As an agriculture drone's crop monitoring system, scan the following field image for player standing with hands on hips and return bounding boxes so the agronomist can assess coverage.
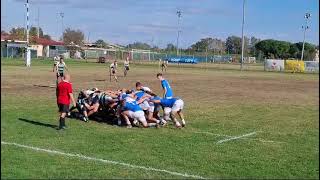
[56,74,76,130]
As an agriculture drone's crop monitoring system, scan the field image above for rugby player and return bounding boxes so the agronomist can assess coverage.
[52,55,60,72]
[54,57,69,85]
[84,89,119,118]
[121,90,149,128]
[124,57,130,77]
[161,59,168,72]
[156,73,173,99]
[134,82,164,125]
[72,87,100,122]
[109,60,118,82]
[152,97,185,128]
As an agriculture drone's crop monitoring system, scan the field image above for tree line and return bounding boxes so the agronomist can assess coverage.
[2,27,318,60]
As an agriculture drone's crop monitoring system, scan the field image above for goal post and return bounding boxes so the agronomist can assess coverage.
[130,49,151,61]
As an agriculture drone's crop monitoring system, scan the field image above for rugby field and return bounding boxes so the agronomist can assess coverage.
[1,58,319,179]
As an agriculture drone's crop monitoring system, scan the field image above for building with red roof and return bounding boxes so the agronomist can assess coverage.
[1,35,67,58]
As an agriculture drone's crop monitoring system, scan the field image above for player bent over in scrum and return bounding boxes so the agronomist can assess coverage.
[121,90,149,128]
[152,97,185,128]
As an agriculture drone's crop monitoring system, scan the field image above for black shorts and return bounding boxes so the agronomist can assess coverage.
[125,66,129,71]
[57,73,64,78]
[58,104,69,113]
[91,95,100,105]
[76,103,87,113]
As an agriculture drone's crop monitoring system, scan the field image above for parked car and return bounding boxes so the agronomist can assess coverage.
[97,56,106,63]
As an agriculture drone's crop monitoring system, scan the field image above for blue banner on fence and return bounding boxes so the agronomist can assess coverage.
[166,56,198,64]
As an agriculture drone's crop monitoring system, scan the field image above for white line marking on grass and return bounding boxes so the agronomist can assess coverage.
[248,138,285,144]
[1,141,206,179]
[216,132,257,144]
[194,131,232,137]
[194,131,284,144]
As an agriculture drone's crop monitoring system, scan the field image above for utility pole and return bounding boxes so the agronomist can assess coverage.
[58,12,64,41]
[37,7,40,38]
[176,10,182,57]
[87,31,90,43]
[301,12,311,61]
[240,0,246,71]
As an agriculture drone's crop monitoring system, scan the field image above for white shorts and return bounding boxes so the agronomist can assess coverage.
[139,101,150,111]
[147,102,155,112]
[127,111,147,125]
[172,99,184,112]
[164,107,172,116]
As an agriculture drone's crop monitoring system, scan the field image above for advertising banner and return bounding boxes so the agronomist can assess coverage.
[285,60,305,73]
[265,59,284,71]
[167,57,198,64]
[304,61,319,72]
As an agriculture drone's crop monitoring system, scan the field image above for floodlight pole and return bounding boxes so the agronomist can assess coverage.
[176,10,182,57]
[301,12,311,61]
[58,12,64,41]
[240,0,246,71]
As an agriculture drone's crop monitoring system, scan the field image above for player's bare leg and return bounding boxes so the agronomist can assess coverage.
[177,110,186,127]
[114,75,118,82]
[121,111,132,128]
[170,111,182,128]
[124,68,127,77]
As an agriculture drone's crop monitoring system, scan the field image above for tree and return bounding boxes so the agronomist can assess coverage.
[225,36,242,54]
[42,34,51,40]
[255,39,291,59]
[191,38,209,52]
[95,39,107,48]
[289,44,299,58]
[208,38,225,54]
[63,28,85,45]
[293,42,316,60]
[165,43,176,52]
[249,36,260,56]
[9,27,25,40]
[126,42,151,50]
[1,30,9,35]
[29,26,44,37]
[190,38,226,55]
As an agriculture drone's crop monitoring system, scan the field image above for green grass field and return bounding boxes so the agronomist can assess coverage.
[1,58,319,179]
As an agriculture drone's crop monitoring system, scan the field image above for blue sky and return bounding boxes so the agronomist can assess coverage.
[1,0,319,48]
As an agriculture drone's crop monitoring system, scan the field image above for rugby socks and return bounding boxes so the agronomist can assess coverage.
[59,117,66,128]
[59,117,62,128]
[181,119,186,125]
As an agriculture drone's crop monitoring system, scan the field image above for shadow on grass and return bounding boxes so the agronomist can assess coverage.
[18,118,58,129]
[69,111,116,126]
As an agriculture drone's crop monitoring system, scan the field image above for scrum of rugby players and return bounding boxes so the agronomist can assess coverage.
[71,80,185,129]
